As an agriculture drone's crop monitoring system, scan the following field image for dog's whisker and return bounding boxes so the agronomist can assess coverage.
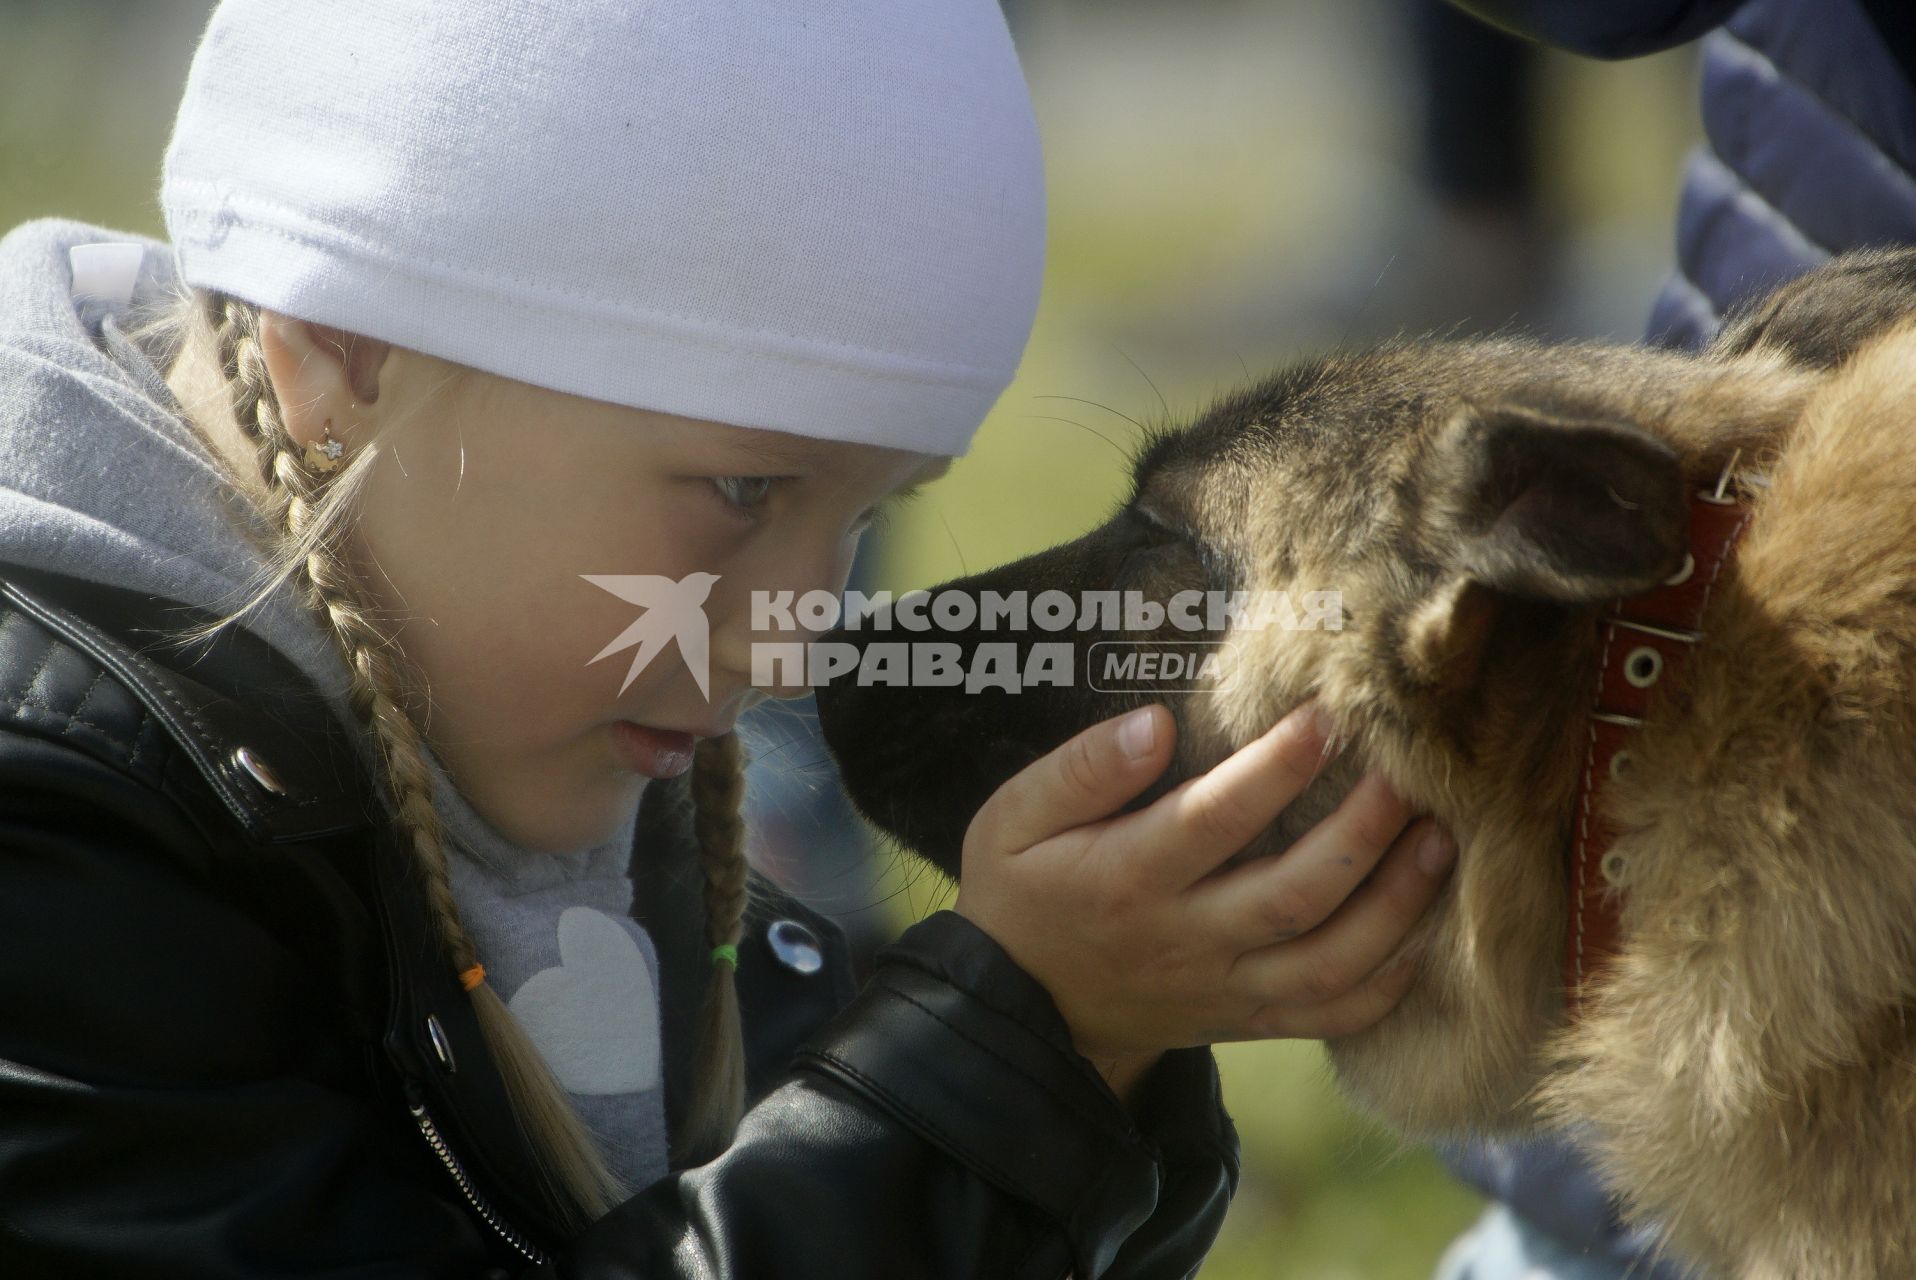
[1022,412,1125,457]
[1336,250,1398,351]
[1031,393,1150,436]
[933,508,970,577]
[1105,339,1172,424]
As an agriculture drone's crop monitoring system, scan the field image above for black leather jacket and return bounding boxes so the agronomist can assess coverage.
[0,562,1239,1279]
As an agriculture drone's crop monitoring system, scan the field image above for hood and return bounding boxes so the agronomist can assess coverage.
[0,215,361,721]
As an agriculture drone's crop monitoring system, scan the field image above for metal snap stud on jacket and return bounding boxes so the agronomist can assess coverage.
[233,744,287,796]
[425,1013,457,1073]
[767,918,824,975]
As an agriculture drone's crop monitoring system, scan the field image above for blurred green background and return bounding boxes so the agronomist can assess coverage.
[2,0,1700,1274]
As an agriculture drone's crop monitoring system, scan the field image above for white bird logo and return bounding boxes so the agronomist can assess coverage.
[580,572,721,700]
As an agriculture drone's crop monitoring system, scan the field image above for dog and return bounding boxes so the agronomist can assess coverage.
[813,249,1916,1278]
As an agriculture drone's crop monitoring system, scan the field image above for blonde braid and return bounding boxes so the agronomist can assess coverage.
[672,731,752,1165]
[200,292,631,1231]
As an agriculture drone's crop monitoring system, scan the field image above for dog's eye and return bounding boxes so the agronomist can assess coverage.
[1130,504,1185,546]
[1123,505,1236,592]
[1120,504,1193,577]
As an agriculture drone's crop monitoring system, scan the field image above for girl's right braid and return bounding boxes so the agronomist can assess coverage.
[209,295,462,953]
[673,731,752,1165]
[204,292,631,1229]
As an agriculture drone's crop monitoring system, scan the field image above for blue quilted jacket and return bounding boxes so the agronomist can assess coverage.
[1433,1,1916,1275]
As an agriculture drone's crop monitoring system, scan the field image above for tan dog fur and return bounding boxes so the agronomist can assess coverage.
[1206,325,1916,1277]
[818,252,1916,1275]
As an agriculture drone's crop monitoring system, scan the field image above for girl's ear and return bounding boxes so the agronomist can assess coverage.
[256,309,393,452]
[303,317,391,406]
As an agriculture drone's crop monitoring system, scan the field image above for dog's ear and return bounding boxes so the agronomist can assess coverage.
[1401,402,1687,697]
[1440,400,1688,604]
[1401,574,1502,692]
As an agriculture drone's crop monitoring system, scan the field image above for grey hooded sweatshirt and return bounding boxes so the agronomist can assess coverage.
[0,215,671,1192]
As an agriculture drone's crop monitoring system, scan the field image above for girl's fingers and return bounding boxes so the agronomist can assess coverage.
[1213,941,1424,1044]
[1222,816,1455,1006]
[1183,770,1419,951]
[1226,946,1425,1042]
[1123,700,1343,893]
[963,703,1174,861]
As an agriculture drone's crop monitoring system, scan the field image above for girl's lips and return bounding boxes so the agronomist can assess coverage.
[610,720,696,779]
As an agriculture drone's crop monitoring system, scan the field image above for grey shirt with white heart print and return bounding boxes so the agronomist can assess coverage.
[431,747,671,1195]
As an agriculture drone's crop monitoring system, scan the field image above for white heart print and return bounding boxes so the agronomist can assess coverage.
[507,906,662,1095]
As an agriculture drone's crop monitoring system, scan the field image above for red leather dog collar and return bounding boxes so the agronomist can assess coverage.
[1563,476,1757,1023]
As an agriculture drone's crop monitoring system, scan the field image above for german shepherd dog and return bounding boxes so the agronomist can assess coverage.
[814,250,1916,1278]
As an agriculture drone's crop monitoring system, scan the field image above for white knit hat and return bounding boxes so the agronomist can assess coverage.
[159,0,1046,456]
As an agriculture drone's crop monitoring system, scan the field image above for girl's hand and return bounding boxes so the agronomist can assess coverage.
[951,701,1454,1096]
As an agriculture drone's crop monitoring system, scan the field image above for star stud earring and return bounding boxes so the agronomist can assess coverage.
[303,417,347,473]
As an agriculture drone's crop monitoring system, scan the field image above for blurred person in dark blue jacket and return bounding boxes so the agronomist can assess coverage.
[1430,1,1916,1275]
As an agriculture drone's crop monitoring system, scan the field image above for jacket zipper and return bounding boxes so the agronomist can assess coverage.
[405,1079,553,1266]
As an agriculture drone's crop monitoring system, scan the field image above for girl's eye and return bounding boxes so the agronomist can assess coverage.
[712,475,779,512]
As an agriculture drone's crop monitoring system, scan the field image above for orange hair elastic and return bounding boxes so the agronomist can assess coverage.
[458,963,487,993]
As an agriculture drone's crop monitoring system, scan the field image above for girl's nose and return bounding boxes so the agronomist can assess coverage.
[708,595,832,701]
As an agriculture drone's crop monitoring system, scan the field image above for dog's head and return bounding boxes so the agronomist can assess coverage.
[816,334,1810,1134]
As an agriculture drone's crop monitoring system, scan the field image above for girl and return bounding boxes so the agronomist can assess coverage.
[0,1,1454,1275]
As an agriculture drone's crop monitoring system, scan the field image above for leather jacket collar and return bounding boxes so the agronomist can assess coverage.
[0,563,857,1260]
